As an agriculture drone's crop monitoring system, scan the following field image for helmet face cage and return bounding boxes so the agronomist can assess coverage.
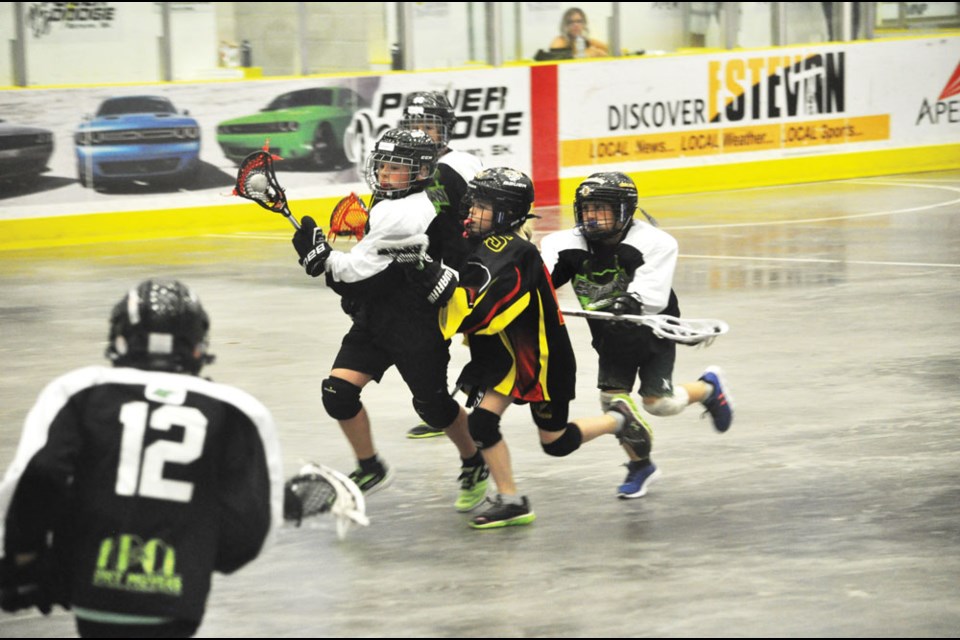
[364,128,438,200]
[461,167,534,238]
[574,172,639,241]
[106,279,212,375]
[401,91,456,150]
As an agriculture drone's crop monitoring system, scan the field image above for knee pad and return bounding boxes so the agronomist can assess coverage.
[321,377,363,421]
[412,390,459,430]
[531,401,569,431]
[540,424,583,457]
[644,387,690,417]
[468,408,502,450]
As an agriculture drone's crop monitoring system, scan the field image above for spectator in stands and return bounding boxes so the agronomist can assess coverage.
[549,8,609,58]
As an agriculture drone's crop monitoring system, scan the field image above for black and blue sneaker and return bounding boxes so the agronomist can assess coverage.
[617,460,661,499]
[699,366,734,433]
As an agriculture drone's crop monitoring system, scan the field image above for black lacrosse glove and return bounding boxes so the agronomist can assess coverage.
[0,552,69,616]
[292,216,331,277]
[608,293,643,316]
[406,259,458,308]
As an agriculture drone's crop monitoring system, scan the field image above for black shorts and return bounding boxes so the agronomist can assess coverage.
[332,312,452,399]
[593,327,676,397]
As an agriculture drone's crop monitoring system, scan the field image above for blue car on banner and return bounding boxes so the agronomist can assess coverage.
[75,95,200,188]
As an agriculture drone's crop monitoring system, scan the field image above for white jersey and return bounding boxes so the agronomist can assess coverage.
[540,221,679,315]
[325,190,435,284]
[440,148,483,183]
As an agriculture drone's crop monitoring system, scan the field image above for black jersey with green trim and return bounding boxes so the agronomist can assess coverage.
[0,366,283,622]
[424,150,483,273]
[439,232,576,403]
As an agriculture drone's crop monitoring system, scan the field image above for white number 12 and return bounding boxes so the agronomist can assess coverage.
[116,401,208,502]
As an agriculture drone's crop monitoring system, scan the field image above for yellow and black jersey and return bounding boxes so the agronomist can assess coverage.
[439,233,576,403]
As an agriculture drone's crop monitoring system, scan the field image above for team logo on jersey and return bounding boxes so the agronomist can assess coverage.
[93,534,183,596]
[572,257,631,310]
[484,234,513,252]
[146,384,186,405]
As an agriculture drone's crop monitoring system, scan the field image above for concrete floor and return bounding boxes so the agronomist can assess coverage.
[1,170,959,637]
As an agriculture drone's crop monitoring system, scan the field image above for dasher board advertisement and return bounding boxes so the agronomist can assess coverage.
[557,37,960,178]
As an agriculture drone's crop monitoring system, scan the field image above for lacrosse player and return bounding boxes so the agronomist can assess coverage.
[291,128,490,514]
[399,90,484,440]
[0,279,283,638]
[415,167,651,529]
[539,172,734,500]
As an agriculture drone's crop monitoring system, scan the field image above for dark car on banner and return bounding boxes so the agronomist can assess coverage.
[74,95,201,188]
[0,120,55,185]
[217,87,366,170]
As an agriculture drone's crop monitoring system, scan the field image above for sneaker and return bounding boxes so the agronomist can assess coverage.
[406,423,446,439]
[617,461,661,499]
[699,366,734,433]
[608,394,654,459]
[348,462,395,496]
[469,495,536,529]
[455,462,490,512]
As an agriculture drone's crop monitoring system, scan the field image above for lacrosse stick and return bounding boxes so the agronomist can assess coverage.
[328,192,369,242]
[374,233,430,266]
[561,308,729,347]
[233,149,300,230]
[283,463,369,540]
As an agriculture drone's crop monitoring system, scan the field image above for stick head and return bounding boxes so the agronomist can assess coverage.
[283,463,369,540]
[647,316,730,347]
[234,150,288,213]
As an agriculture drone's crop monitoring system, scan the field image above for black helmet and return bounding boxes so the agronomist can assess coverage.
[364,128,438,200]
[400,91,457,150]
[462,167,535,238]
[574,171,638,241]
[106,279,213,375]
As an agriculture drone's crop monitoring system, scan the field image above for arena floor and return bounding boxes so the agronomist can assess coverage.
[1,169,958,638]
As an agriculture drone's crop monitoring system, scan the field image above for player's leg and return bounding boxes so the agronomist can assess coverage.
[326,326,395,495]
[598,345,659,499]
[397,341,489,512]
[694,366,734,432]
[637,340,733,432]
[467,390,534,529]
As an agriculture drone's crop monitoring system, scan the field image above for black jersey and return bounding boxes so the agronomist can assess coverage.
[0,365,283,623]
[439,232,576,403]
[424,150,483,273]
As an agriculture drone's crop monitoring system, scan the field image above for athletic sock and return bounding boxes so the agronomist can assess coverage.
[461,451,484,467]
[358,455,383,473]
[607,411,626,432]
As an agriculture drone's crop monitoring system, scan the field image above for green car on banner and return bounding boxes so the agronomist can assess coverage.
[216,87,367,171]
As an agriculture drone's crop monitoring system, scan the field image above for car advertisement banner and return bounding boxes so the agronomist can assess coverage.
[1,36,957,226]
[0,66,531,221]
[556,37,960,179]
